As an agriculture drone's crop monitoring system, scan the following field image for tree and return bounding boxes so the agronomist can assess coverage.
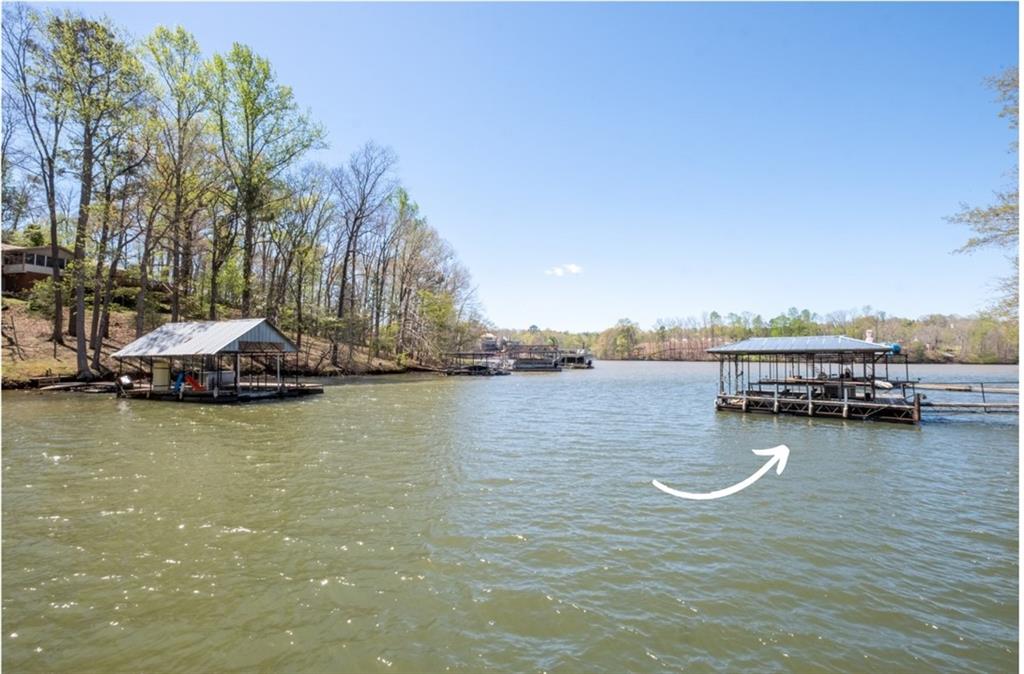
[142,25,214,322]
[268,164,334,336]
[950,66,1019,318]
[1,96,36,234]
[2,4,67,344]
[87,115,150,371]
[611,318,640,358]
[205,43,325,317]
[332,142,396,320]
[3,6,486,375]
[48,11,150,378]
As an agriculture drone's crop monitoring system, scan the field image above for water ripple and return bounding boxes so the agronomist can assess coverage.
[2,362,1017,672]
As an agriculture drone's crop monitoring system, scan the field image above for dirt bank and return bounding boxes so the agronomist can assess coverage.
[1,300,416,388]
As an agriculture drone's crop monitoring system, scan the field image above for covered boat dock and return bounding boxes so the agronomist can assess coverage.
[112,318,323,402]
[708,336,920,423]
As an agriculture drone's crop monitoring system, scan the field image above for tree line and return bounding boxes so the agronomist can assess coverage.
[501,306,1018,364]
[2,6,483,379]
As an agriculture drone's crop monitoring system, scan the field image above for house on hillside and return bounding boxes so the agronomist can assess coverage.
[1,243,72,293]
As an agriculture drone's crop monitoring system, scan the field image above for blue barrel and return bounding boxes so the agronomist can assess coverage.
[890,343,901,354]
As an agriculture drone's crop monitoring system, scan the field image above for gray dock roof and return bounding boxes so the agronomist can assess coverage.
[112,318,296,358]
[707,336,894,354]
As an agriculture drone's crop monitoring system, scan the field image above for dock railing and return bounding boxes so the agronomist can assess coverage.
[913,381,1019,415]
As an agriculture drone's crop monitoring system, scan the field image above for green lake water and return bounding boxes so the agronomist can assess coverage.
[2,362,1018,672]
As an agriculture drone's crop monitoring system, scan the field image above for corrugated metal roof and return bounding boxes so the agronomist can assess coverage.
[707,336,894,354]
[112,318,296,358]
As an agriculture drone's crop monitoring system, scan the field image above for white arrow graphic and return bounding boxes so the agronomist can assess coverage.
[652,444,790,500]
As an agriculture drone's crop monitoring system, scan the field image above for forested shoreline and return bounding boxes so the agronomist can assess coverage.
[502,307,1019,364]
[2,6,484,381]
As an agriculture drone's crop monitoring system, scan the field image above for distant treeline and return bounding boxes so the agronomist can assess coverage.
[502,308,1019,364]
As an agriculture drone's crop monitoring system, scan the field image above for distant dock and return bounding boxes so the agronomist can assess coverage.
[441,334,594,375]
[508,345,562,372]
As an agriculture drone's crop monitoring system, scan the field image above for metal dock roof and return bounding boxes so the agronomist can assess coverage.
[112,318,296,358]
[707,336,895,354]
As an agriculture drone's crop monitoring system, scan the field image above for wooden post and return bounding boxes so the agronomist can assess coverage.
[235,353,241,395]
[807,383,813,416]
[276,354,282,393]
[740,355,747,411]
[773,386,779,414]
[842,383,849,418]
[913,393,921,423]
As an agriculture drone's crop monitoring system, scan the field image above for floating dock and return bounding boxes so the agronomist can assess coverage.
[111,318,323,404]
[507,344,562,372]
[120,381,323,403]
[706,335,1019,424]
[558,348,595,369]
[441,351,511,376]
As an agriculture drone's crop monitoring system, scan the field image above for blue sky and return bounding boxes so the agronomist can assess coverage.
[59,2,1019,331]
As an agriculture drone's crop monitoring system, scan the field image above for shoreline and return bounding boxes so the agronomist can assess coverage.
[4,355,1016,392]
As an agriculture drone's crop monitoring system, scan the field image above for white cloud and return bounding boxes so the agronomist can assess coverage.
[544,263,583,277]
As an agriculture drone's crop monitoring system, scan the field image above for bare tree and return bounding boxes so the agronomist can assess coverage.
[2,4,67,344]
[332,142,397,320]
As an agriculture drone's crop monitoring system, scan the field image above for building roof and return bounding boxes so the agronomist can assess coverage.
[112,318,296,358]
[707,335,894,354]
[1,242,73,256]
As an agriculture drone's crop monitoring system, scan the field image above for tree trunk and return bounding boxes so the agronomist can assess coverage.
[45,166,64,345]
[209,262,219,320]
[89,187,113,352]
[181,215,193,314]
[73,129,94,380]
[336,247,349,319]
[135,244,152,339]
[295,266,304,350]
[92,229,125,372]
[241,202,254,317]
[170,228,181,322]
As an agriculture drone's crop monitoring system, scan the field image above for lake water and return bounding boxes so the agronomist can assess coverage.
[2,362,1018,672]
